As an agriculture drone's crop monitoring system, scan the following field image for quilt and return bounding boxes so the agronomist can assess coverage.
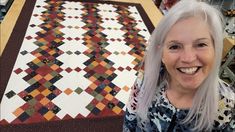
[0,0,154,125]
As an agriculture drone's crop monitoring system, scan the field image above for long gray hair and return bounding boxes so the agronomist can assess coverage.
[137,0,224,131]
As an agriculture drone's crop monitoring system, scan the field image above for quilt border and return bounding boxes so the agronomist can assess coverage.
[0,0,154,130]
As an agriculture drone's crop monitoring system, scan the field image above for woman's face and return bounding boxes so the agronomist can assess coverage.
[162,17,215,91]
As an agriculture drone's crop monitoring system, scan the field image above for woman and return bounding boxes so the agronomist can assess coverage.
[123,0,235,131]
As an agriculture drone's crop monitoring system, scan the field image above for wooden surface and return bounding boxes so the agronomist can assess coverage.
[0,0,26,55]
[0,0,163,55]
[223,37,235,59]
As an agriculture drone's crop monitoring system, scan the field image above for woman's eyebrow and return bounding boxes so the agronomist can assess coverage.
[165,40,183,44]
[165,38,211,45]
[193,38,210,42]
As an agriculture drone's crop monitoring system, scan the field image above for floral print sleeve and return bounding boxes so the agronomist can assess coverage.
[123,70,144,132]
[216,82,235,131]
[223,107,235,131]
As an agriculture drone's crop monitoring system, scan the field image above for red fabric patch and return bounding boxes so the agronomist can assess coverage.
[93,65,107,74]
[36,65,53,76]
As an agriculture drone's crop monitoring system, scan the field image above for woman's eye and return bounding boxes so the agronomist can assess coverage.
[197,43,207,47]
[169,45,180,50]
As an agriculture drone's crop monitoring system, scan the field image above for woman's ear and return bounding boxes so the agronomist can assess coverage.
[161,45,165,64]
[161,57,165,64]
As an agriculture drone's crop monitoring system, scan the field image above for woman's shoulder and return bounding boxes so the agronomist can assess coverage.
[219,81,235,103]
[135,69,144,89]
[215,81,235,130]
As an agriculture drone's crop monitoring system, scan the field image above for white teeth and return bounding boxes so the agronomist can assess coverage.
[178,67,198,74]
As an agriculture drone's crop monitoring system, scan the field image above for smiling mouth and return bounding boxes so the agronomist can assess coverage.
[177,67,201,75]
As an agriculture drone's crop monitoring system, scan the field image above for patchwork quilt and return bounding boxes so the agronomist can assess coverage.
[0,0,154,125]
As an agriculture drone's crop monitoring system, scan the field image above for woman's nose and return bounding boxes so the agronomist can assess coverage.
[180,48,197,63]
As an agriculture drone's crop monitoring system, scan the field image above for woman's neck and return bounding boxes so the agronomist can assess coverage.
[166,84,197,109]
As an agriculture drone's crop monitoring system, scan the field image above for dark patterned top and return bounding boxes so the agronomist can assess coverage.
[123,71,235,132]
